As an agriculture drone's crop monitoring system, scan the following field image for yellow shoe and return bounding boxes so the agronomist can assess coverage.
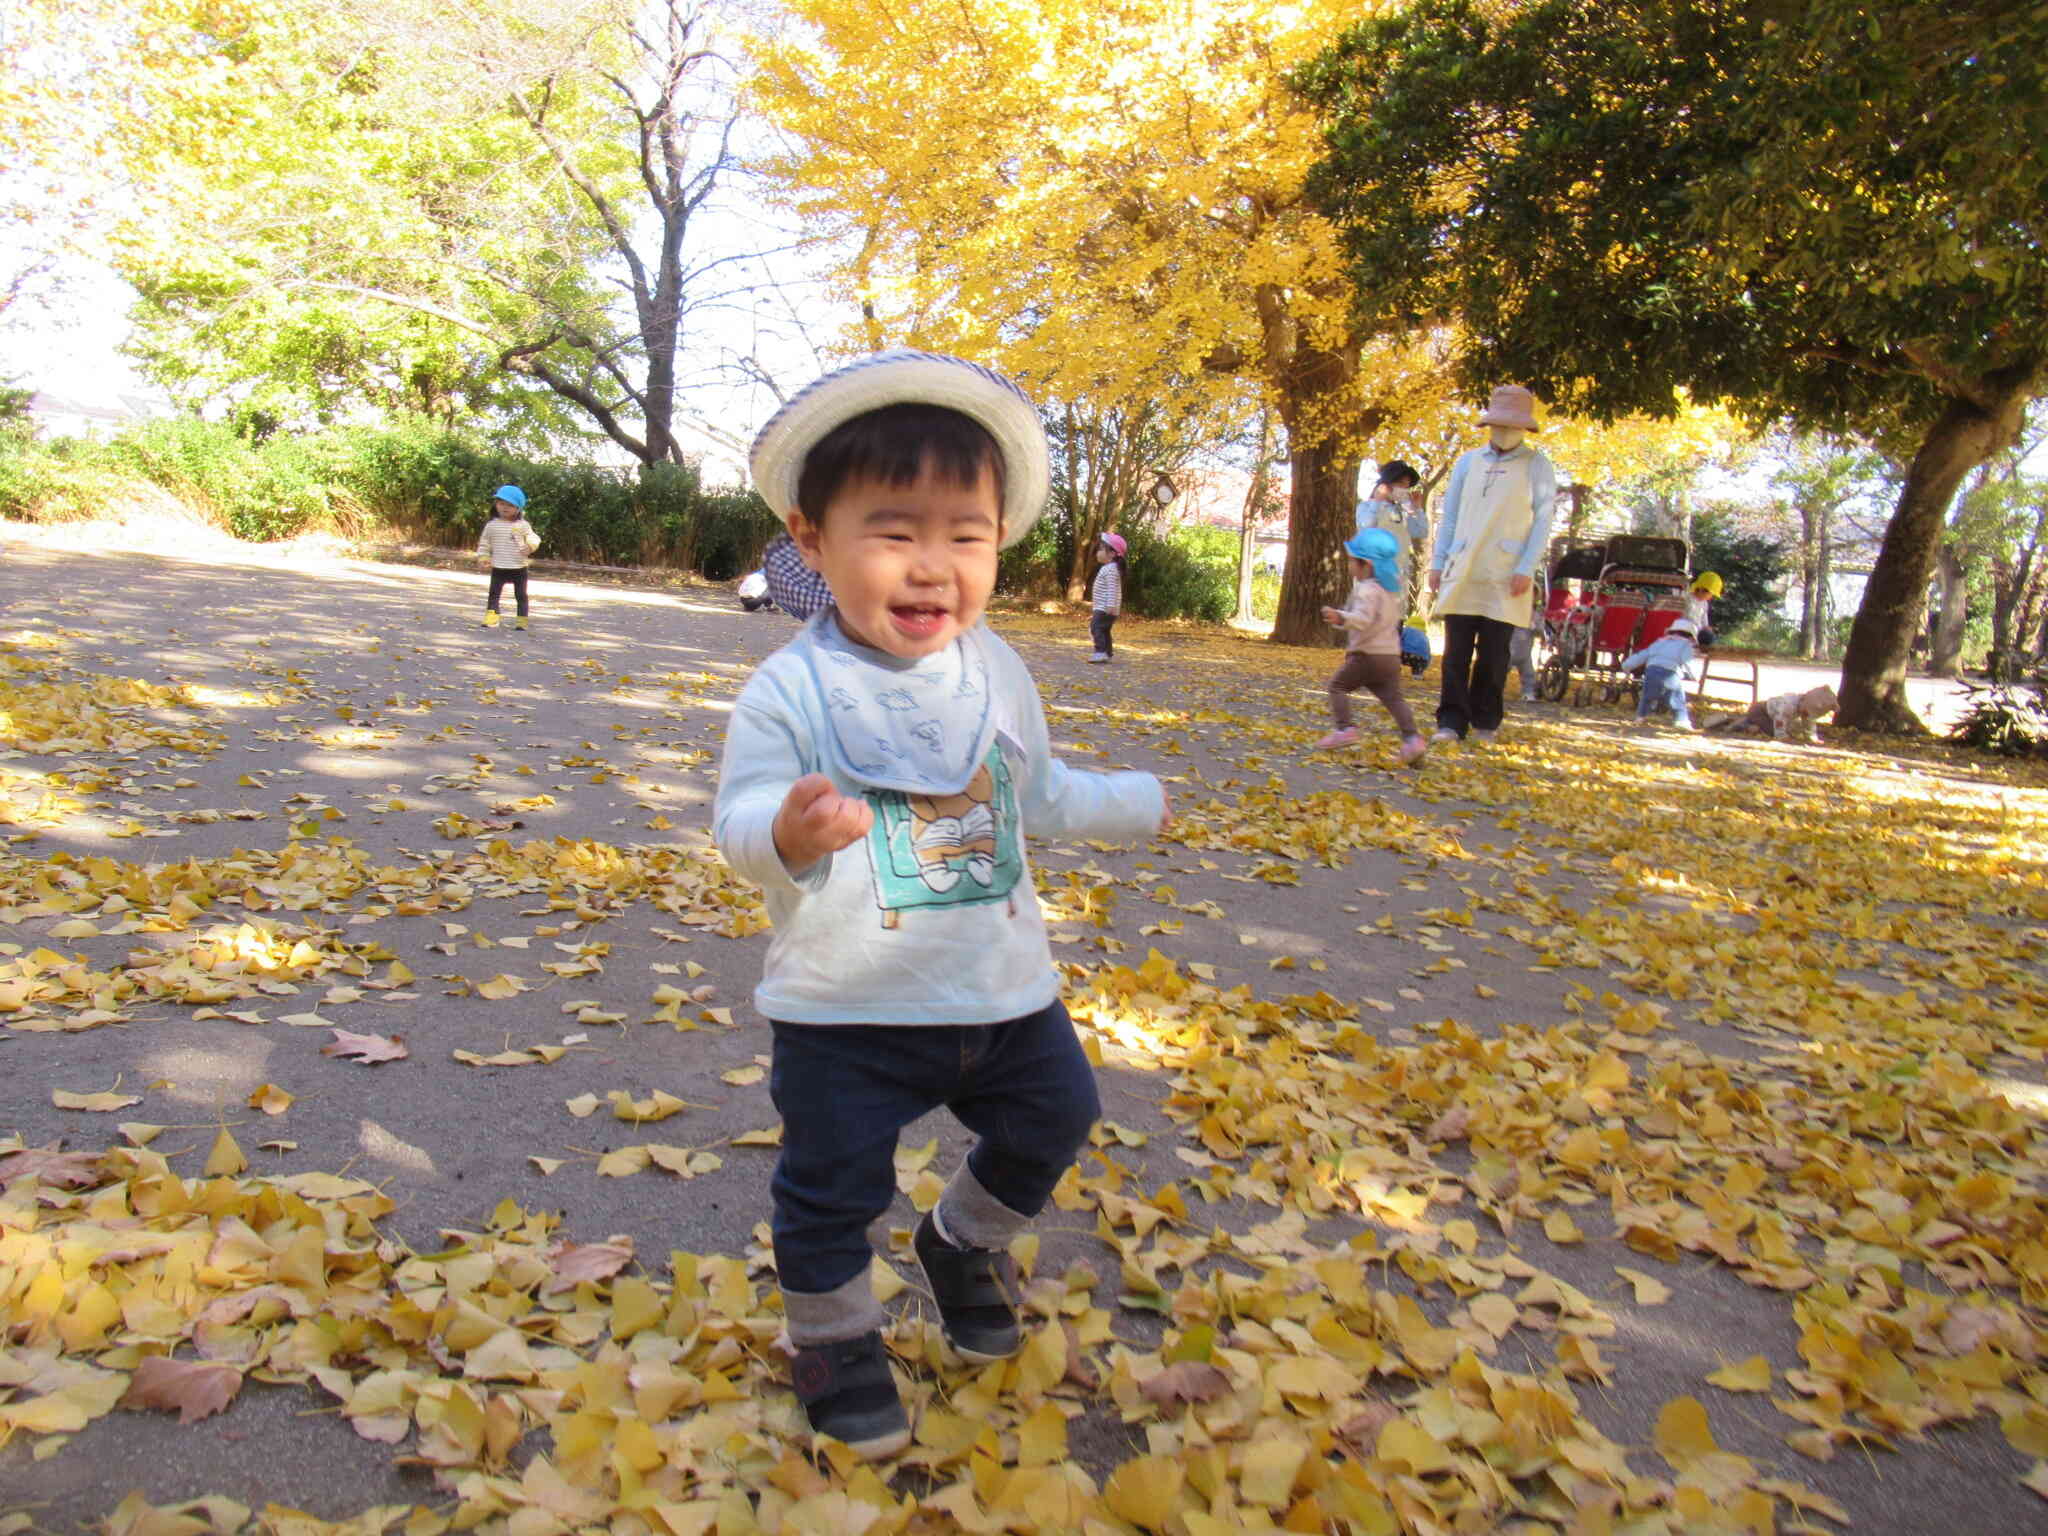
[482,611,500,628]
[515,616,529,630]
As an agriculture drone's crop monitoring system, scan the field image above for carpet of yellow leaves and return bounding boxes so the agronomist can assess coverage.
[3,607,2046,1535]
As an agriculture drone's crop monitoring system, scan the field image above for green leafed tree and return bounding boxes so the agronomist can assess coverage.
[1294,0,2048,729]
[84,0,749,463]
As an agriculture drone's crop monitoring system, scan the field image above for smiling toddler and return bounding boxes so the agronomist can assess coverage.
[711,350,1170,1458]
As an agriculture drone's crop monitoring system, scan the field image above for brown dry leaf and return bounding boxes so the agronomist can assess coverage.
[118,1357,242,1424]
[0,1145,101,1190]
[1136,1360,1230,1408]
[320,1029,409,1064]
[544,1237,634,1293]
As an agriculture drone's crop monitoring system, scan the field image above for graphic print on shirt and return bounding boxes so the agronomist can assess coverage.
[862,744,1022,925]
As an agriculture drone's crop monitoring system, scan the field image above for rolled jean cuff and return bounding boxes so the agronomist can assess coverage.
[937,1161,1032,1251]
[782,1264,887,1346]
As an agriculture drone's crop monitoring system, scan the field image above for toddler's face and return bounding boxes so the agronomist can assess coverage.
[494,500,520,519]
[792,462,1001,660]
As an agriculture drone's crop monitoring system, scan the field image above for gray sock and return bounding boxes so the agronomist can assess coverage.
[782,1263,886,1347]
[933,1162,1032,1252]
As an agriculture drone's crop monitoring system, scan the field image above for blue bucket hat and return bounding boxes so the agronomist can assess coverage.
[1344,528,1402,592]
[492,485,527,510]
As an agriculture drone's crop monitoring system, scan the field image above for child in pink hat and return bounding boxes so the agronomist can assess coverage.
[1088,532,1127,662]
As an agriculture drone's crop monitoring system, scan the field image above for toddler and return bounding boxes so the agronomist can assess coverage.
[1622,617,1700,728]
[1088,532,1126,662]
[1316,528,1428,763]
[475,485,539,629]
[713,350,1169,1458]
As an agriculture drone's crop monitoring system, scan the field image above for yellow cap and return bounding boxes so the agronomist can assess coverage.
[1692,571,1724,597]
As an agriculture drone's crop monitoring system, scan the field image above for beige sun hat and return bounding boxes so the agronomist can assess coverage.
[749,349,1051,549]
[1476,384,1541,432]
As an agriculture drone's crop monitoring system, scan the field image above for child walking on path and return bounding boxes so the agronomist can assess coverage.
[476,485,539,629]
[1317,528,1428,763]
[1622,617,1700,728]
[1088,532,1126,661]
[713,350,1170,1459]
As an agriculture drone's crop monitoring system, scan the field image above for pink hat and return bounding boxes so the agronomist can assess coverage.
[1098,532,1127,557]
[1477,385,1541,432]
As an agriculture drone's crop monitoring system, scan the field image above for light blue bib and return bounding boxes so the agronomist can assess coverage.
[803,614,1003,795]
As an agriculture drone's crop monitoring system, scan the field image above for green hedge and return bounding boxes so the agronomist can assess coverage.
[0,415,783,579]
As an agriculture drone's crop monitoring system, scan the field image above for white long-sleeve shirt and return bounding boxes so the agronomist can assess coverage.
[476,518,539,569]
[713,618,1164,1025]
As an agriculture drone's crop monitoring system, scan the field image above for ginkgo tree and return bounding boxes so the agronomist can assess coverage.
[748,0,1432,643]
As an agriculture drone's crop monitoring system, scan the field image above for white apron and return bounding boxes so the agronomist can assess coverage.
[1434,447,1540,628]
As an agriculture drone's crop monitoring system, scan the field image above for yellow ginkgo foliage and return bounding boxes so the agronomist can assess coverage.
[748,0,1418,641]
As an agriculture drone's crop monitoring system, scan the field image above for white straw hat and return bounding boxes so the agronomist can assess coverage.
[749,349,1051,549]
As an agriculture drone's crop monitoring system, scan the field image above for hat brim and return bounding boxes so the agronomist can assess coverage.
[750,351,1050,550]
[1476,411,1540,431]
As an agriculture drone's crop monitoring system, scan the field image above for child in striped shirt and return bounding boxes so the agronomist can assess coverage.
[476,485,540,629]
[1088,533,1126,662]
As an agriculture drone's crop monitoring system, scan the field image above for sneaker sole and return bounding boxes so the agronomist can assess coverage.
[822,1423,912,1460]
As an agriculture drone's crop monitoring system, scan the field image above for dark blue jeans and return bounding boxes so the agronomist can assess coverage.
[768,1000,1100,1294]
[1090,610,1116,656]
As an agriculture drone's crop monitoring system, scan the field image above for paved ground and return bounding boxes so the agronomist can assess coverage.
[0,531,2043,1534]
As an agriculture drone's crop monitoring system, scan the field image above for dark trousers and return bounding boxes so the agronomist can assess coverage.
[486,567,530,616]
[1436,613,1516,735]
[1090,610,1116,656]
[1328,651,1419,735]
[767,1001,1100,1294]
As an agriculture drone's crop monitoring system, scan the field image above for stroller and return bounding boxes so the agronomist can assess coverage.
[1535,535,1692,706]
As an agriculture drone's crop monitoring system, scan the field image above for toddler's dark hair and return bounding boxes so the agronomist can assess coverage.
[1376,459,1420,489]
[795,404,1006,526]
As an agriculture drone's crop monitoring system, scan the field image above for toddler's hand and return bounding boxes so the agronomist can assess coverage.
[773,774,872,872]
[1157,788,1173,832]
[1320,606,1342,626]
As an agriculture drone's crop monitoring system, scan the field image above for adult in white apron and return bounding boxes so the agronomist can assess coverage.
[1354,459,1425,595]
[1427,386,1558,741]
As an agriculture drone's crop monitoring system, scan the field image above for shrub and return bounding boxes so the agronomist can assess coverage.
[1123,521,1236,622]
[1690,510,1789,636]
[2,412,780,581]
[1949,677,2048,757]
[111,417,331,541]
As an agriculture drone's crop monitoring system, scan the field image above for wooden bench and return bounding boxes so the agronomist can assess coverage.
[1692,647,1768,707]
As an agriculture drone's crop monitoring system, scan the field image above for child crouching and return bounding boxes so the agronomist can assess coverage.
[1317,528,1428,764]
[713,351,1170,1459]
[1622,617,1700,728]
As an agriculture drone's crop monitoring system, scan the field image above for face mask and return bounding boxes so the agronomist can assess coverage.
[1488,427,1527,451]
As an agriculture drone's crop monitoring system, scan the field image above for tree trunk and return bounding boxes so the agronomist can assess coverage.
[1235,411,1274,626]
[1797,502,1821,659]
[1272,436,1361,645]
[1930,543,1968,676]
[1814,527,1834,659]
[1837,373,2035,730]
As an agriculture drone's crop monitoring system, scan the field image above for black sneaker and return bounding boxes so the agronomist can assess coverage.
[789,1330,909,1459]
[913,1209,1022,1363]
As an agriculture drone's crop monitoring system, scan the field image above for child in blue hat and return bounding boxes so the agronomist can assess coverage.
[475,484,539,629]
[1317,528,1428,763]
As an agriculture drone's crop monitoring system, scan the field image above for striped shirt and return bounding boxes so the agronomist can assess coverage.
[1092,561,1123,615]
[476,518,539,568]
